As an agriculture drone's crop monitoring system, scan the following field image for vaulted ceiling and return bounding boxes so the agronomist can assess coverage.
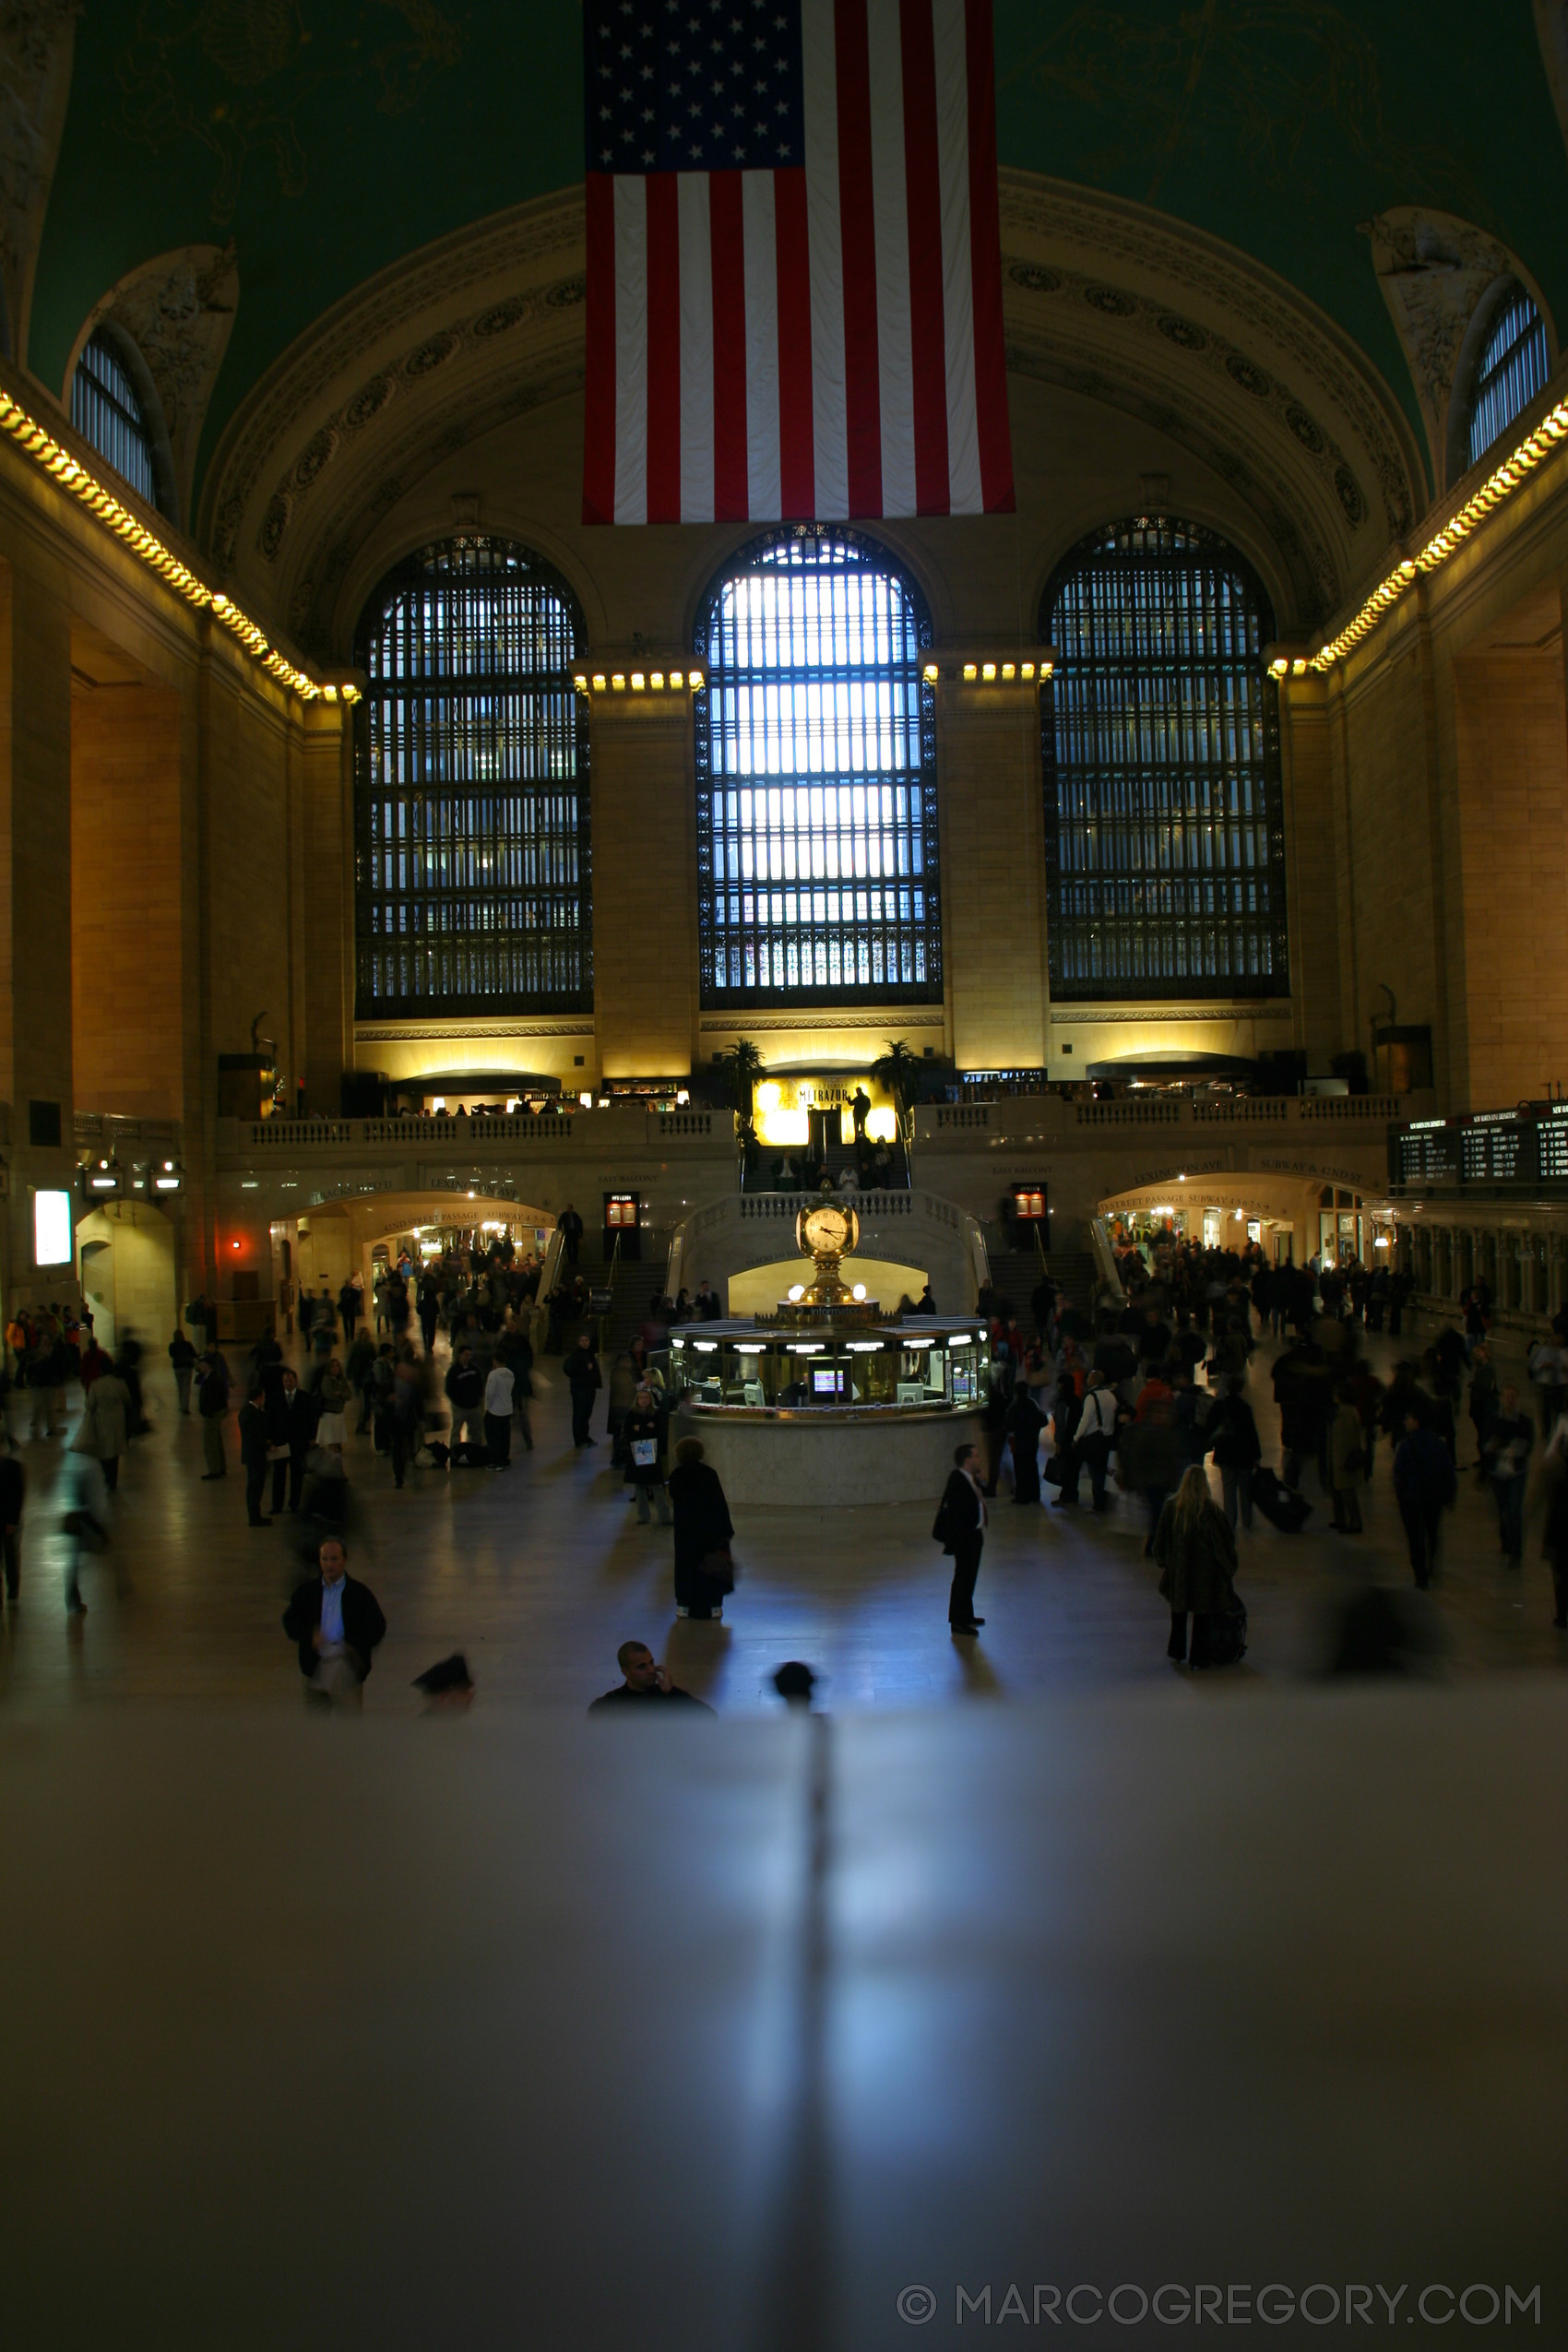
[16,1,1568,521]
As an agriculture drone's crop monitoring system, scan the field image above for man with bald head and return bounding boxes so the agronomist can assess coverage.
[588,1641,712,1714]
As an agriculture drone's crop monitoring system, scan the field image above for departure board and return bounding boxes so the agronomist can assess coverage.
[1537,1113,1568,1180]
[1391,1105,1568,1191]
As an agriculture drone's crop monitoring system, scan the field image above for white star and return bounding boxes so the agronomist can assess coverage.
[668,37,679,49]
[643,147,656,160]
[732,142,745,157]
[755,76,766,89]
[731,99,744,113]
[776,140,790,156]
[643,104,654,118]
[753,33,765,47]
[601,146,614,160]
[689,98,702,113]
[600,103,612,116]
[775,96,787,112]
[640,62,653,77]
[620,41,632,54]
[711,75,723,89]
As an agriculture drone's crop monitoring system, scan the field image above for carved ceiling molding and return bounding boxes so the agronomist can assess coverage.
[354,1021,596,1042]
[998,172,1425,537]
[197,185,586,556]
[1361,207,1550,495]
[1001,288,1347,624]
[200,170,1429,649]
[0,0,79,366]
[278,352,585,659]
[68,243,239,528]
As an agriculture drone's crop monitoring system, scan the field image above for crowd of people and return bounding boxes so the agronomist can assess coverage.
[6,1221,1567,1695]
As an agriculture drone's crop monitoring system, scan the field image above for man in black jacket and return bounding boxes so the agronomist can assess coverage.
[196,1346,230,1479]
[556,1203,585,1265]
[270,1366,318,1515]
[238,1383,273,1527]
[588,1641,712,1713]
[444,1345,485,1449]
[933,1441,987,1636]
[282,1538,386,1705]
[564,1332,602,1447]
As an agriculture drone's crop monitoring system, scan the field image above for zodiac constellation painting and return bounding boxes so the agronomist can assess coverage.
[113,0,468,225]
[1005,0,1497,231]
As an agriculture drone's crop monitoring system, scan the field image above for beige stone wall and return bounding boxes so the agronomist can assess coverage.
[1452,640,1568,1106]
[71,674,183,1118]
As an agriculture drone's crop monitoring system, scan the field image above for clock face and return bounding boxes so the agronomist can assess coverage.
[801,1203,855,1257]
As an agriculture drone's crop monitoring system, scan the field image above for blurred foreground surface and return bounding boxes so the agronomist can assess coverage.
[2,1685,1565,2350]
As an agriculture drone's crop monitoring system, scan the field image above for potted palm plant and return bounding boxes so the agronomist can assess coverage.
[871,1039,921,1179]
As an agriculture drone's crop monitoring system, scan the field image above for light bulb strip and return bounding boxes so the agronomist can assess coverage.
[0,386,347,706]
[1311,396,1568,673]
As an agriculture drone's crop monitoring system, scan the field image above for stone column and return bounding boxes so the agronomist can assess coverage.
[588,671,699,1079]
[0,543,77,1311]
[937,670,1047,1072]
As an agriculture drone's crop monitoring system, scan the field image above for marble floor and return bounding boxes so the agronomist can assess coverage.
[1,1321,1563,1717]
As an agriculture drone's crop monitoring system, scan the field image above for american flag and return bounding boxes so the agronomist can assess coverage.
[582,0,1014,524]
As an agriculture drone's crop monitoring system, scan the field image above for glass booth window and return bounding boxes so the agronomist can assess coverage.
[1040,517,1287,1000]
[695,529,941,1007]
[354,538,591,1017]
[70,327,161,510]
[1468,287,1550,468]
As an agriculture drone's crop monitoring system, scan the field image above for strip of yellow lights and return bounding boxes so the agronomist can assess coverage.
[1311,394,1568,671]
[0,387,355,707]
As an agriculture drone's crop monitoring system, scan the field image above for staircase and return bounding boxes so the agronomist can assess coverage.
[1042,1250,1100,1315]
[983,1243,1099,1324]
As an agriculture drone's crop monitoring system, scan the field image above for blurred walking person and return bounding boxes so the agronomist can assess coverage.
[72,1360,130,1493]
[1152,1464,1244,1669]
[667,1435,733,1620]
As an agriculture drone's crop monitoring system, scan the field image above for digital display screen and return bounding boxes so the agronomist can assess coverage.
[810,1364,847,1398]
[33,1189,71,1266]
[1539,1120,1568,1181]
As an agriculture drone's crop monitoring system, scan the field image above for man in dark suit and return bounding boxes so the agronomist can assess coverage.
[556,1203,585,1266]
[238,1383,272,1527]
[933,1442,987,1636]
[270,1366,318,1515]
[282,1538,386,1705]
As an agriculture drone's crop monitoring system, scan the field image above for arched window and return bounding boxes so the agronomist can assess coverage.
[1040,517,1286,1000]
[1467,285,1550,467]
[695,529,940,1005]
[70,327,162,510]
[353,537,590,1016]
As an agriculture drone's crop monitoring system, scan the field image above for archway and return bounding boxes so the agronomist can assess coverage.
[271,1189,558,1335]
[1096,1171,1392,1273]
[76,1200,177,1353]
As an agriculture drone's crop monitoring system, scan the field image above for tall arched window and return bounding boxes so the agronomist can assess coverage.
[353,537,590,1016]
[1467,285,1550,467]
[695,529,940,1005]
[71,326,162,511]
[1040,517,1286,1000]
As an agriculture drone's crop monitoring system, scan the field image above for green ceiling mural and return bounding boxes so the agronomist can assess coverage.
[28,0,1568,503]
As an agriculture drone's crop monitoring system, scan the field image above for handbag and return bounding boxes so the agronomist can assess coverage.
[698,1546,736,1593]
[631,1436,658,1467]
[267,1443,290,1462]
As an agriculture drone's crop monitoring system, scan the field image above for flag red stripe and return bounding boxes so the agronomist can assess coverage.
[833,0,882,519]
[899,0,951,516]
[583,172,618,525]
[645,172,682,524]
[963,0,1013,513]
[710,171,749,521]
[775,170,815,520]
